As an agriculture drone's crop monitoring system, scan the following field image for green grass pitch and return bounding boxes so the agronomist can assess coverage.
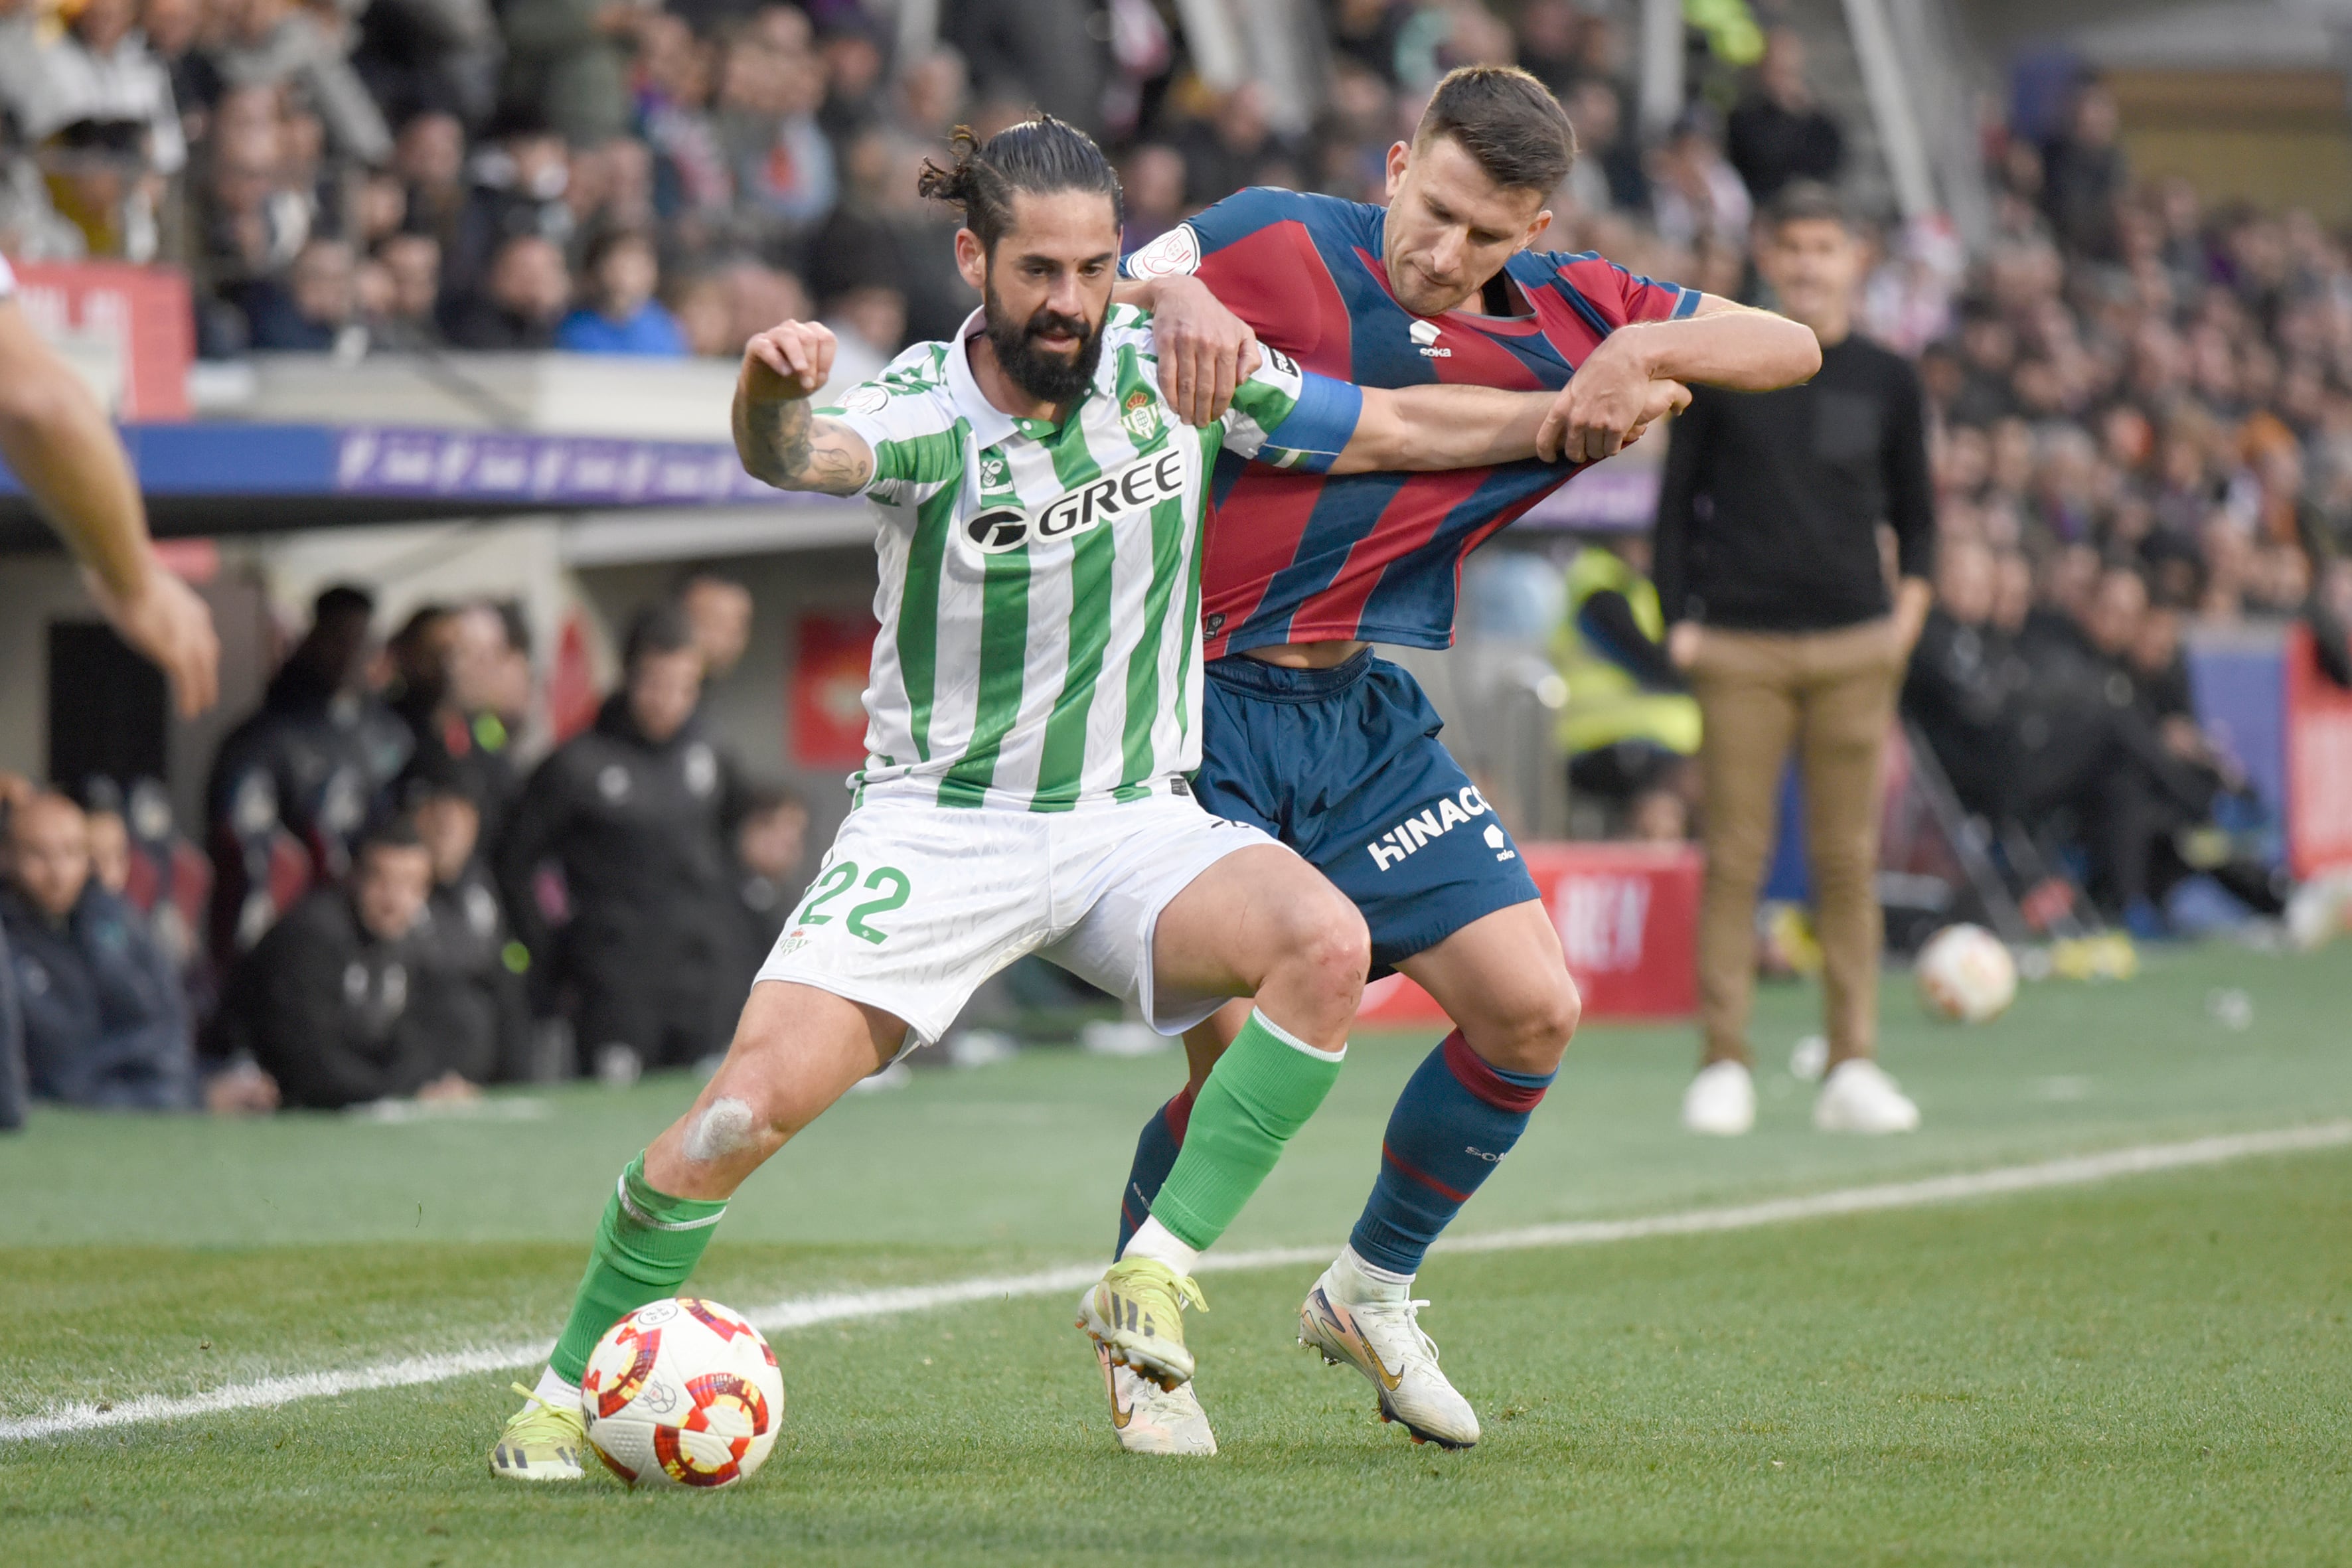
[3,943,2349,1565]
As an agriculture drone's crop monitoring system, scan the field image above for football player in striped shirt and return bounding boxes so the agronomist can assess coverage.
[487,114,1691,1478]
[1104,66,1822,1453]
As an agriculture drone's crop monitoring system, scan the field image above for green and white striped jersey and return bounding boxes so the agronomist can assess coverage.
[821,303,1322,811]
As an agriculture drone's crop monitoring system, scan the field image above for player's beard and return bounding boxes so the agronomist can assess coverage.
[982,281,1105,406]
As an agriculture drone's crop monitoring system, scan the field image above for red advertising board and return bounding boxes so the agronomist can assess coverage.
[2285,622,2352,880]
[793,612,880,768]
[1356,840,1701,1027]
[12,262,193,420]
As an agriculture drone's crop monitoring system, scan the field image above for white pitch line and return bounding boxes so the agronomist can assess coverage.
[4,1119,2345,1445]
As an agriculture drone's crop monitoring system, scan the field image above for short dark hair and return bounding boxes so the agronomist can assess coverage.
[1763,179,1850,234]
[313,584,375,625]
[916,114,1122,253]
[356,813,426,860]
[623,603,698,670]
[1414,66,1576,195]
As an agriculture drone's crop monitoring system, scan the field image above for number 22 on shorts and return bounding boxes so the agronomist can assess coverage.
[793,861,912,945]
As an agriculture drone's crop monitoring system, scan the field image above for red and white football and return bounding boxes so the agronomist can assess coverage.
[580,1297,784,1489]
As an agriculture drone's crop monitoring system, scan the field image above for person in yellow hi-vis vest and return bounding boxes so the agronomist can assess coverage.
[1551,538,1703,840]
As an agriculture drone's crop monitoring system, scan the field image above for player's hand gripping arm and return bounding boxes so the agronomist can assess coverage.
[733,319,877,495]
[1119,274,1261,428]
[1330,377,1691,475]
[1538,299,1822,464]
[0,299,219,716]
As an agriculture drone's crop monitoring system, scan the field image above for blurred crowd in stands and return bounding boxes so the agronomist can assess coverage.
[1,574,809,1117]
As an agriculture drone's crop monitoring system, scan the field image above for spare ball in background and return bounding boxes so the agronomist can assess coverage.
[581,1297,784,1489]
[1915,923,2018,1024]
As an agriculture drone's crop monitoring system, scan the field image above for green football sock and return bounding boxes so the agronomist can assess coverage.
[1148,1010,1346,1253]
[548,1153,728,1384]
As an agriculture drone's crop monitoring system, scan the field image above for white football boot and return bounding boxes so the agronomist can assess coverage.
[1814,1058,1921,1133]
[1681,1059,1756,1135]
[1097,1344,1217,1456]
[1298,1256,1479,1450]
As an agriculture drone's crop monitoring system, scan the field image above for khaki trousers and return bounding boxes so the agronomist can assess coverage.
[1687,619,1905,1069]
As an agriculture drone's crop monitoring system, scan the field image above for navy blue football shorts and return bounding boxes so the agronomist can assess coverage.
[1191,650,1541,977]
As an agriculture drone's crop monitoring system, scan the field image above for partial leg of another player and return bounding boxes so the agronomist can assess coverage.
[490,981,904,1480]
[1114,901,1576,1451]
[1077,843,1368,1456]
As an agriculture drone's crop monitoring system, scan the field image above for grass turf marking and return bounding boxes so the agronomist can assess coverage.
[5,1117,2345,1446]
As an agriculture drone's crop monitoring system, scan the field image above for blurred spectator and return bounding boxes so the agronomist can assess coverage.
[821,281,903,384]
[445,107,573,301]
[1329,0,1409,86]
[498,0,645,146]
[677,569,752,679]
[371,229,443,345]
[1649,108,1750,251]
[1724,29,1842,206]
[634,12,733,242]
[1561,78,1644,216]
[940,0,1107,137]
[439,230,570,347]
[214,815,489,1109]
[556,226,686,353]
[239,234,365,351]
[1552,539,1700,840]
[404,759,535,1082]
[728,779,806,990]
[393,108,467,251]
[1175,81,1291,208]
[83,800,133,897]
[1119,141,1185,250]
[208,0,393,165]
[351,0,499,129]
[814,10,888,141]
[717,5,837,254]
[2,793,193,1111]
[497,605,738,1077]
[388,606,522,846]
[204,584,412,959]
[15,0,187,177]
[2040,77,2127,262]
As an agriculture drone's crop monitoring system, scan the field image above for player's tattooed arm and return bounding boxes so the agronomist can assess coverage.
[733,319,876,496]
[1330,380,1688,474]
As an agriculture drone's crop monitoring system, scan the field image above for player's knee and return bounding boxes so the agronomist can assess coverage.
[1480,971,1581,1075]
[1265,885,1371,1002]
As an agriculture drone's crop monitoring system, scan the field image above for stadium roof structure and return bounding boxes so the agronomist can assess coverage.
[0,422,866,548]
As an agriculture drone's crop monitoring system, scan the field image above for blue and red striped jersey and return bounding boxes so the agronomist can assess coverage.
[1123,187,1699,658]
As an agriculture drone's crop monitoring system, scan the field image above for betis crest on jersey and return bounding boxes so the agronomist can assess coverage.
[1121,388,1161,445]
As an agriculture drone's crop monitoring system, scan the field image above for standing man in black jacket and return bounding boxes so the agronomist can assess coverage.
[496,605,738,1079]
[1655,181,1934,1138]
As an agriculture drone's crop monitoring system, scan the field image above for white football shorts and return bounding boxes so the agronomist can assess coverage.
[753,781,1286,1055]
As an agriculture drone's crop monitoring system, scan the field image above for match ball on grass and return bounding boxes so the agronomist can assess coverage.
[1915,923,2017,1024]
[582,1298,784,1489]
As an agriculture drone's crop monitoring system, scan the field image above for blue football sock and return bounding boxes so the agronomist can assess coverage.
[1114,1083,1196,1258]
[1349,1031,1555,1277]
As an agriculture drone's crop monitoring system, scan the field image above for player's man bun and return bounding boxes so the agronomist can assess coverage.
[916,114,1123,253]
[1415,64,1577,195]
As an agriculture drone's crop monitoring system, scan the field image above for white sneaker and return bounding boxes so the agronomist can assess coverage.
[1097,1344,1216,1455]
[1682,1060,1755,1135]
[1298,1262,1479,1450]
[1814,1058,1921,1133]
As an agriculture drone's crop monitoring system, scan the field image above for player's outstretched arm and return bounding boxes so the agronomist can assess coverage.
[1333,378,1690,475]
[1539,299,1818,465]
[0,299,219,716]
[733,320,876,496]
